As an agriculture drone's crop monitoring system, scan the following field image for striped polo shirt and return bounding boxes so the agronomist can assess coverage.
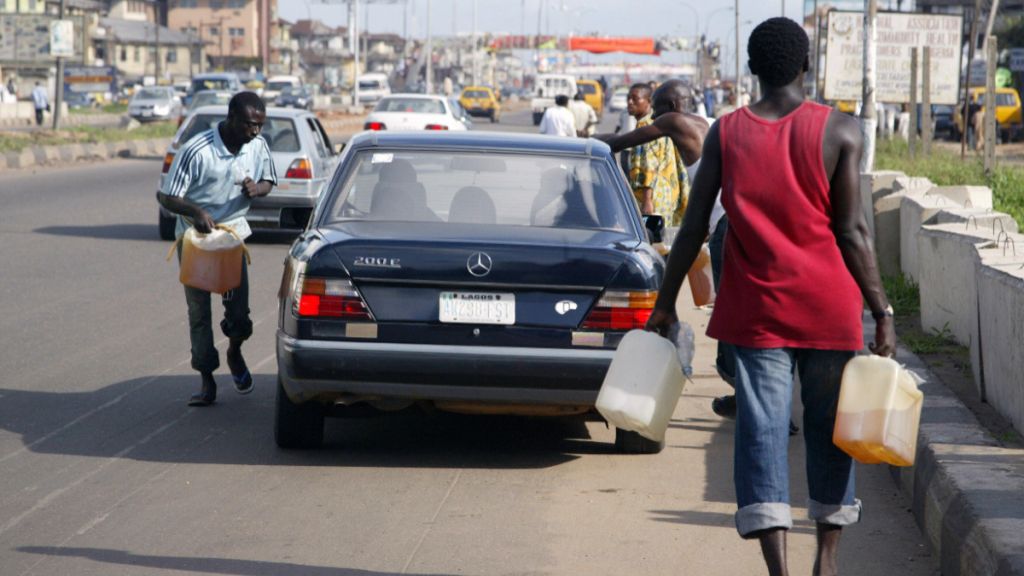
[162,122,277,239]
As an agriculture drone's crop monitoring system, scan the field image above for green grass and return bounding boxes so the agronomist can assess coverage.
[0,122,177,154]
[882,274,921,317]
[874,138,1024,227]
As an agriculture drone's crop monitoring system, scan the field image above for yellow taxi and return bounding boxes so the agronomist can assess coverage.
[458,86,501,123]
[953,87,1023,142]
[576,79,604,119]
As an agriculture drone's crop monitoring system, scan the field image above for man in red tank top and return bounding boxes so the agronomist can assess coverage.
[646,18,896,576]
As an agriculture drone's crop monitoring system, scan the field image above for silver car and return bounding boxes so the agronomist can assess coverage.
[158,105,341,240]
[129,86,182,122]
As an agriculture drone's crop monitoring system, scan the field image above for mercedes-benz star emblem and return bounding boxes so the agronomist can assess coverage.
[466,252,493,277]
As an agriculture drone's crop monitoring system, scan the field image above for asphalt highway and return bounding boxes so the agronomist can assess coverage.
[0,107,938,575]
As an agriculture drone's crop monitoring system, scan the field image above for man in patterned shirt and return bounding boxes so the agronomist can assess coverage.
[626,83,688,226]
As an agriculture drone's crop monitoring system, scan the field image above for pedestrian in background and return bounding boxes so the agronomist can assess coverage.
[538,94,576,137]
[569,91,598,137]
[625,83,686,225]
[156,92,277,407]
[31,81,48,126]
[646,18,895,576]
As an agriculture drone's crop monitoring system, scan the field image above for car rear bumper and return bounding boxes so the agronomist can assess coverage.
[277,332,613,406]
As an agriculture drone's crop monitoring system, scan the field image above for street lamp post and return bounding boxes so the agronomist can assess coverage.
[425,0,433,94]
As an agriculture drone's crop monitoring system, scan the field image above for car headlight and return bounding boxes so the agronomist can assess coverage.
[153,105,170,115]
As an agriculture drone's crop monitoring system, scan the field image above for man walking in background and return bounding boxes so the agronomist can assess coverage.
[538,94,576,137]
[31,81,48,126]
[645,18,895,576]
[569,91,598,137]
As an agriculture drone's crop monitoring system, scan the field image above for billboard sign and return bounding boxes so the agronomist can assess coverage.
[0,14,85,64]
[50,19,74,57]
[823,11,963,104]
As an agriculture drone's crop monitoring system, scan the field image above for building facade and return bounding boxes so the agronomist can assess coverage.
[167,0,275,72]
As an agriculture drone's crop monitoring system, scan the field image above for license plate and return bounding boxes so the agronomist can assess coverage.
[142,110,152,117]
[439,292,515,325]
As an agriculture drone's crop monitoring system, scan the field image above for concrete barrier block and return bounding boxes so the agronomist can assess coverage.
[917,224,1003,396]
[901,194,951,282]
[42,146,61,165]
[976,254,1024,432]
[6,149,35,169]
[31,147,47,165]
[928,185,993,209]
[892,175,934,194]
[57,144,75,163]
[860,170,905,238]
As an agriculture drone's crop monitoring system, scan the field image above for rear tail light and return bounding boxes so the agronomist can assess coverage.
[294,275,373,320]
[424,124,449,130]
[162,152,175,174]
[580,290,657,331]
[285,158,312,179]
[364,121,386,130]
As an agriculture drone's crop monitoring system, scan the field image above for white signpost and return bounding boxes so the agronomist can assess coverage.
[824,11,963,104]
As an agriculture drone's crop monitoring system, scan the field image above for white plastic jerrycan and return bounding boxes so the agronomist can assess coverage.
[596,329,686,443]
[833,355,924,467]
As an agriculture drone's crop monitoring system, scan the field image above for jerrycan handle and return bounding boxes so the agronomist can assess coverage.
[165,222,251,265]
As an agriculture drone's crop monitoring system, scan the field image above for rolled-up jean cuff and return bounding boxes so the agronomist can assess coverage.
[808,498,862,526]
[735,502,793,537]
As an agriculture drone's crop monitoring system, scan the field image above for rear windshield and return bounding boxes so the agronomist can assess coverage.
[359,80,385,90]
[189,92,231,109]
[323,150,632,232]
[135,88,169,100]
[179,114,301,152]
[463,90,490,98]
[375,98,445,114]
[267,81,294,91]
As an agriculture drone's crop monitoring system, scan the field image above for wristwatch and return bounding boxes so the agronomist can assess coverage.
[871,304,894,321]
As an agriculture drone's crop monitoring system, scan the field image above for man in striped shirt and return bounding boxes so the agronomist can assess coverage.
[157,91,277,406]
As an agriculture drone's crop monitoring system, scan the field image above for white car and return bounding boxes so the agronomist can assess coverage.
[263,75,303,103]
[357,72,391,104]
[362,94,470,132]
[608,87,629,112]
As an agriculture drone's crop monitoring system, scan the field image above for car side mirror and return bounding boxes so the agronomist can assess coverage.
[642,214,665,244]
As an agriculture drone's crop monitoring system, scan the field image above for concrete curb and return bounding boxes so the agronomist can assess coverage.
[0,137,171,172]
[864,317,1024,576]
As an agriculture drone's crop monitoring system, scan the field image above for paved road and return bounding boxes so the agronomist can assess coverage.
[0,109,937,575]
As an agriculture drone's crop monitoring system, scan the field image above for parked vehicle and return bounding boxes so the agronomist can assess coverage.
[277,85,315,110]
[128,86,182,122]
[157,105,341,240]
[357,73,391,104]
[953,87,1023,142]
[263,75,303,103]
[931,104,954,140]
[274,131,669,453]
[531,73,578,125]
[458,86,501,122]
[362,94,471,131]
[185,73,242,106]
[576,79,605,119]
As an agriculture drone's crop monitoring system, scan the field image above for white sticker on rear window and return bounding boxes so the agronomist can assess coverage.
[372,153,394,164]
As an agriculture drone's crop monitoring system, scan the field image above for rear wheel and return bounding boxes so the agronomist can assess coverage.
[614,428,664,454]
[275,377,325,449]
[158,210,175,241]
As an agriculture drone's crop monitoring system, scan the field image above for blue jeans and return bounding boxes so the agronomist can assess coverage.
[732,346,861,537]
[708,215,735,386]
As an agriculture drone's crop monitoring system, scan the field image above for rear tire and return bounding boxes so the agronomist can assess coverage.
[275,377,325,449]
[614,428,664,454]
[158,210,175,241]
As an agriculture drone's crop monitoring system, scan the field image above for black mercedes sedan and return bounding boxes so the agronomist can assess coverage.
[275,131,666,452]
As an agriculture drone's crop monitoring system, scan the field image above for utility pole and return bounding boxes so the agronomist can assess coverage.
[735,0,741,103]
[155,18,161,82]
[961,0,981,159]
[53,0,66,130]
[425,0,433,94]
[472,0,478,86]
[860,0,877,172]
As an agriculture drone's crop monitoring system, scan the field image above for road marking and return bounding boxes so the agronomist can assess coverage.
[0,412,189,539]
[0,314,274,465]
[401,469,463,574]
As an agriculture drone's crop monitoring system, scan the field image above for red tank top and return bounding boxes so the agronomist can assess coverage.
[707,101,863,350]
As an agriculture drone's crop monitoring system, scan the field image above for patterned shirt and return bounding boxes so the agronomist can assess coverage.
[628,114,689,226]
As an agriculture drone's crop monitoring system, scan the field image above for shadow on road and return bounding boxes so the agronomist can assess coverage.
[0,374,602,470]
[17,547,458,576]
[34,223,164,242]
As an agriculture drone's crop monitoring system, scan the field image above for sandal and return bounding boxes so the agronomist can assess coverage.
[188,376,217,407]
[227,348,253,395]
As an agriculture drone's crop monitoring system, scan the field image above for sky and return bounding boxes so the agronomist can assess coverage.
[279,0,821,69]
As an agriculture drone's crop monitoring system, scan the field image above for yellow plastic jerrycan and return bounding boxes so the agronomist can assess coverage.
[173,226,250,294]
[833,355,924,466]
